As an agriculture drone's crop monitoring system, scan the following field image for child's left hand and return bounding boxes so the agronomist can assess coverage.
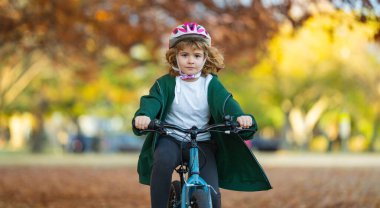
[237,116,252,129]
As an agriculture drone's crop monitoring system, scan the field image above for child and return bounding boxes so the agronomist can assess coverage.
[133,22,271,208]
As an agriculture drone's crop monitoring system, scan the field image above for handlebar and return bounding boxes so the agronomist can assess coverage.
[134,115,254,136]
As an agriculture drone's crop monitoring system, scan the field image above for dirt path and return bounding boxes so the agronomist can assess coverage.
[0,165,379,208]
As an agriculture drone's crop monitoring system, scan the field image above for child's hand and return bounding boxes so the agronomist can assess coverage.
[134,116,151,130]
[237,116,252,129]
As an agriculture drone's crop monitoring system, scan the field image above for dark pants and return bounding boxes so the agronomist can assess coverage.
[150,136,221,208]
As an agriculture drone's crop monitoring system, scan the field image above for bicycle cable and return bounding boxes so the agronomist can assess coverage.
[172,132,208,173]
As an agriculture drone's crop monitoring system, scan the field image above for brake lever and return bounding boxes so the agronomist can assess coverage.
[234,127,257,134]
[150,120,175,135]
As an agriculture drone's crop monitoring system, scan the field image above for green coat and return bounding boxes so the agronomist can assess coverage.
[132,74,272,191]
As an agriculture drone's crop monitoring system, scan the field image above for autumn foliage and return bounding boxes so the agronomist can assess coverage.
[1,0,379,152]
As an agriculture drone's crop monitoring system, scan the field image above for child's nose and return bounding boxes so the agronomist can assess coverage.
[188,56,195,64]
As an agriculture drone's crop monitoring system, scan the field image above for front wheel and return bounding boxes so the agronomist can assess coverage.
[190,188,211,208]
[168,180,181,208]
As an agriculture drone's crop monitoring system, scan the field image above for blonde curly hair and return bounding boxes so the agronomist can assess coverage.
[166,38,225,77]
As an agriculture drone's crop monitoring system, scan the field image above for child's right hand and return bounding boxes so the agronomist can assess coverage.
[134,116,151,130]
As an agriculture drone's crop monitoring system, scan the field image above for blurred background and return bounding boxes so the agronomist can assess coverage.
[1,1,380,207]
[0,0,379,155]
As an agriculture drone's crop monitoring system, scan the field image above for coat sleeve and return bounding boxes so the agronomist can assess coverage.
[132,81,163,136]
[209,75,258,140]
[224,96,258,140]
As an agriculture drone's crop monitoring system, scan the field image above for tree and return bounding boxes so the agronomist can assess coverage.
[0,0,279,152]
[1,0,379,152]
[248,9,380,150]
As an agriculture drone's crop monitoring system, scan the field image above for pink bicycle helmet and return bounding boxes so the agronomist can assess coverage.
[169,22,211,48]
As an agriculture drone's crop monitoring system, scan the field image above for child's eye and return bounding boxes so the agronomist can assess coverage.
[180,54,188,57]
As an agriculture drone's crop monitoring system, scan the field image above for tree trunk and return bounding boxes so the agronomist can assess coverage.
[281,110,293,150]
[288,97,328,150]
[30,96,48,153]
[369,116,380,152]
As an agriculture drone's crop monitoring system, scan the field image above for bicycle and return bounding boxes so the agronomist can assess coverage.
[139,115,255,208]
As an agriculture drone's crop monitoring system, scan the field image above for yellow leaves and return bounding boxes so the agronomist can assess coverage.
[250,58,272,79]
[270,17,337,80]
[248,8,380,148]
[77,76,140,105]
[107,88,139,104]
[348,135,369,152]
[81,84,100,102]
[103,46,129,62]
[310,135,329,152]
[130,44,152,61]
[256,9,380,84]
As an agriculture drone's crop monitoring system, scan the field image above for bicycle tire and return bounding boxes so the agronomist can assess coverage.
[190,189,211,208]
[168,180,181,208]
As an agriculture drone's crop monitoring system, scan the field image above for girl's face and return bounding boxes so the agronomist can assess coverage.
[177,45,205,75]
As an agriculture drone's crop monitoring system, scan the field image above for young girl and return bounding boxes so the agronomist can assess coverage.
[133,22,271,208]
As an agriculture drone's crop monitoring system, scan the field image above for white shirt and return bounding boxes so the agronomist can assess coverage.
[165,74,213,141]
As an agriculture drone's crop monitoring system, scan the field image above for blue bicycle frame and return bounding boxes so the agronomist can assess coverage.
[181,132,212,208]
[139,117,245,208]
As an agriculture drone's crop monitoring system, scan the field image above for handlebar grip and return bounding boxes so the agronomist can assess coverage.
[132,119,136,128]
[133,118,158,131]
